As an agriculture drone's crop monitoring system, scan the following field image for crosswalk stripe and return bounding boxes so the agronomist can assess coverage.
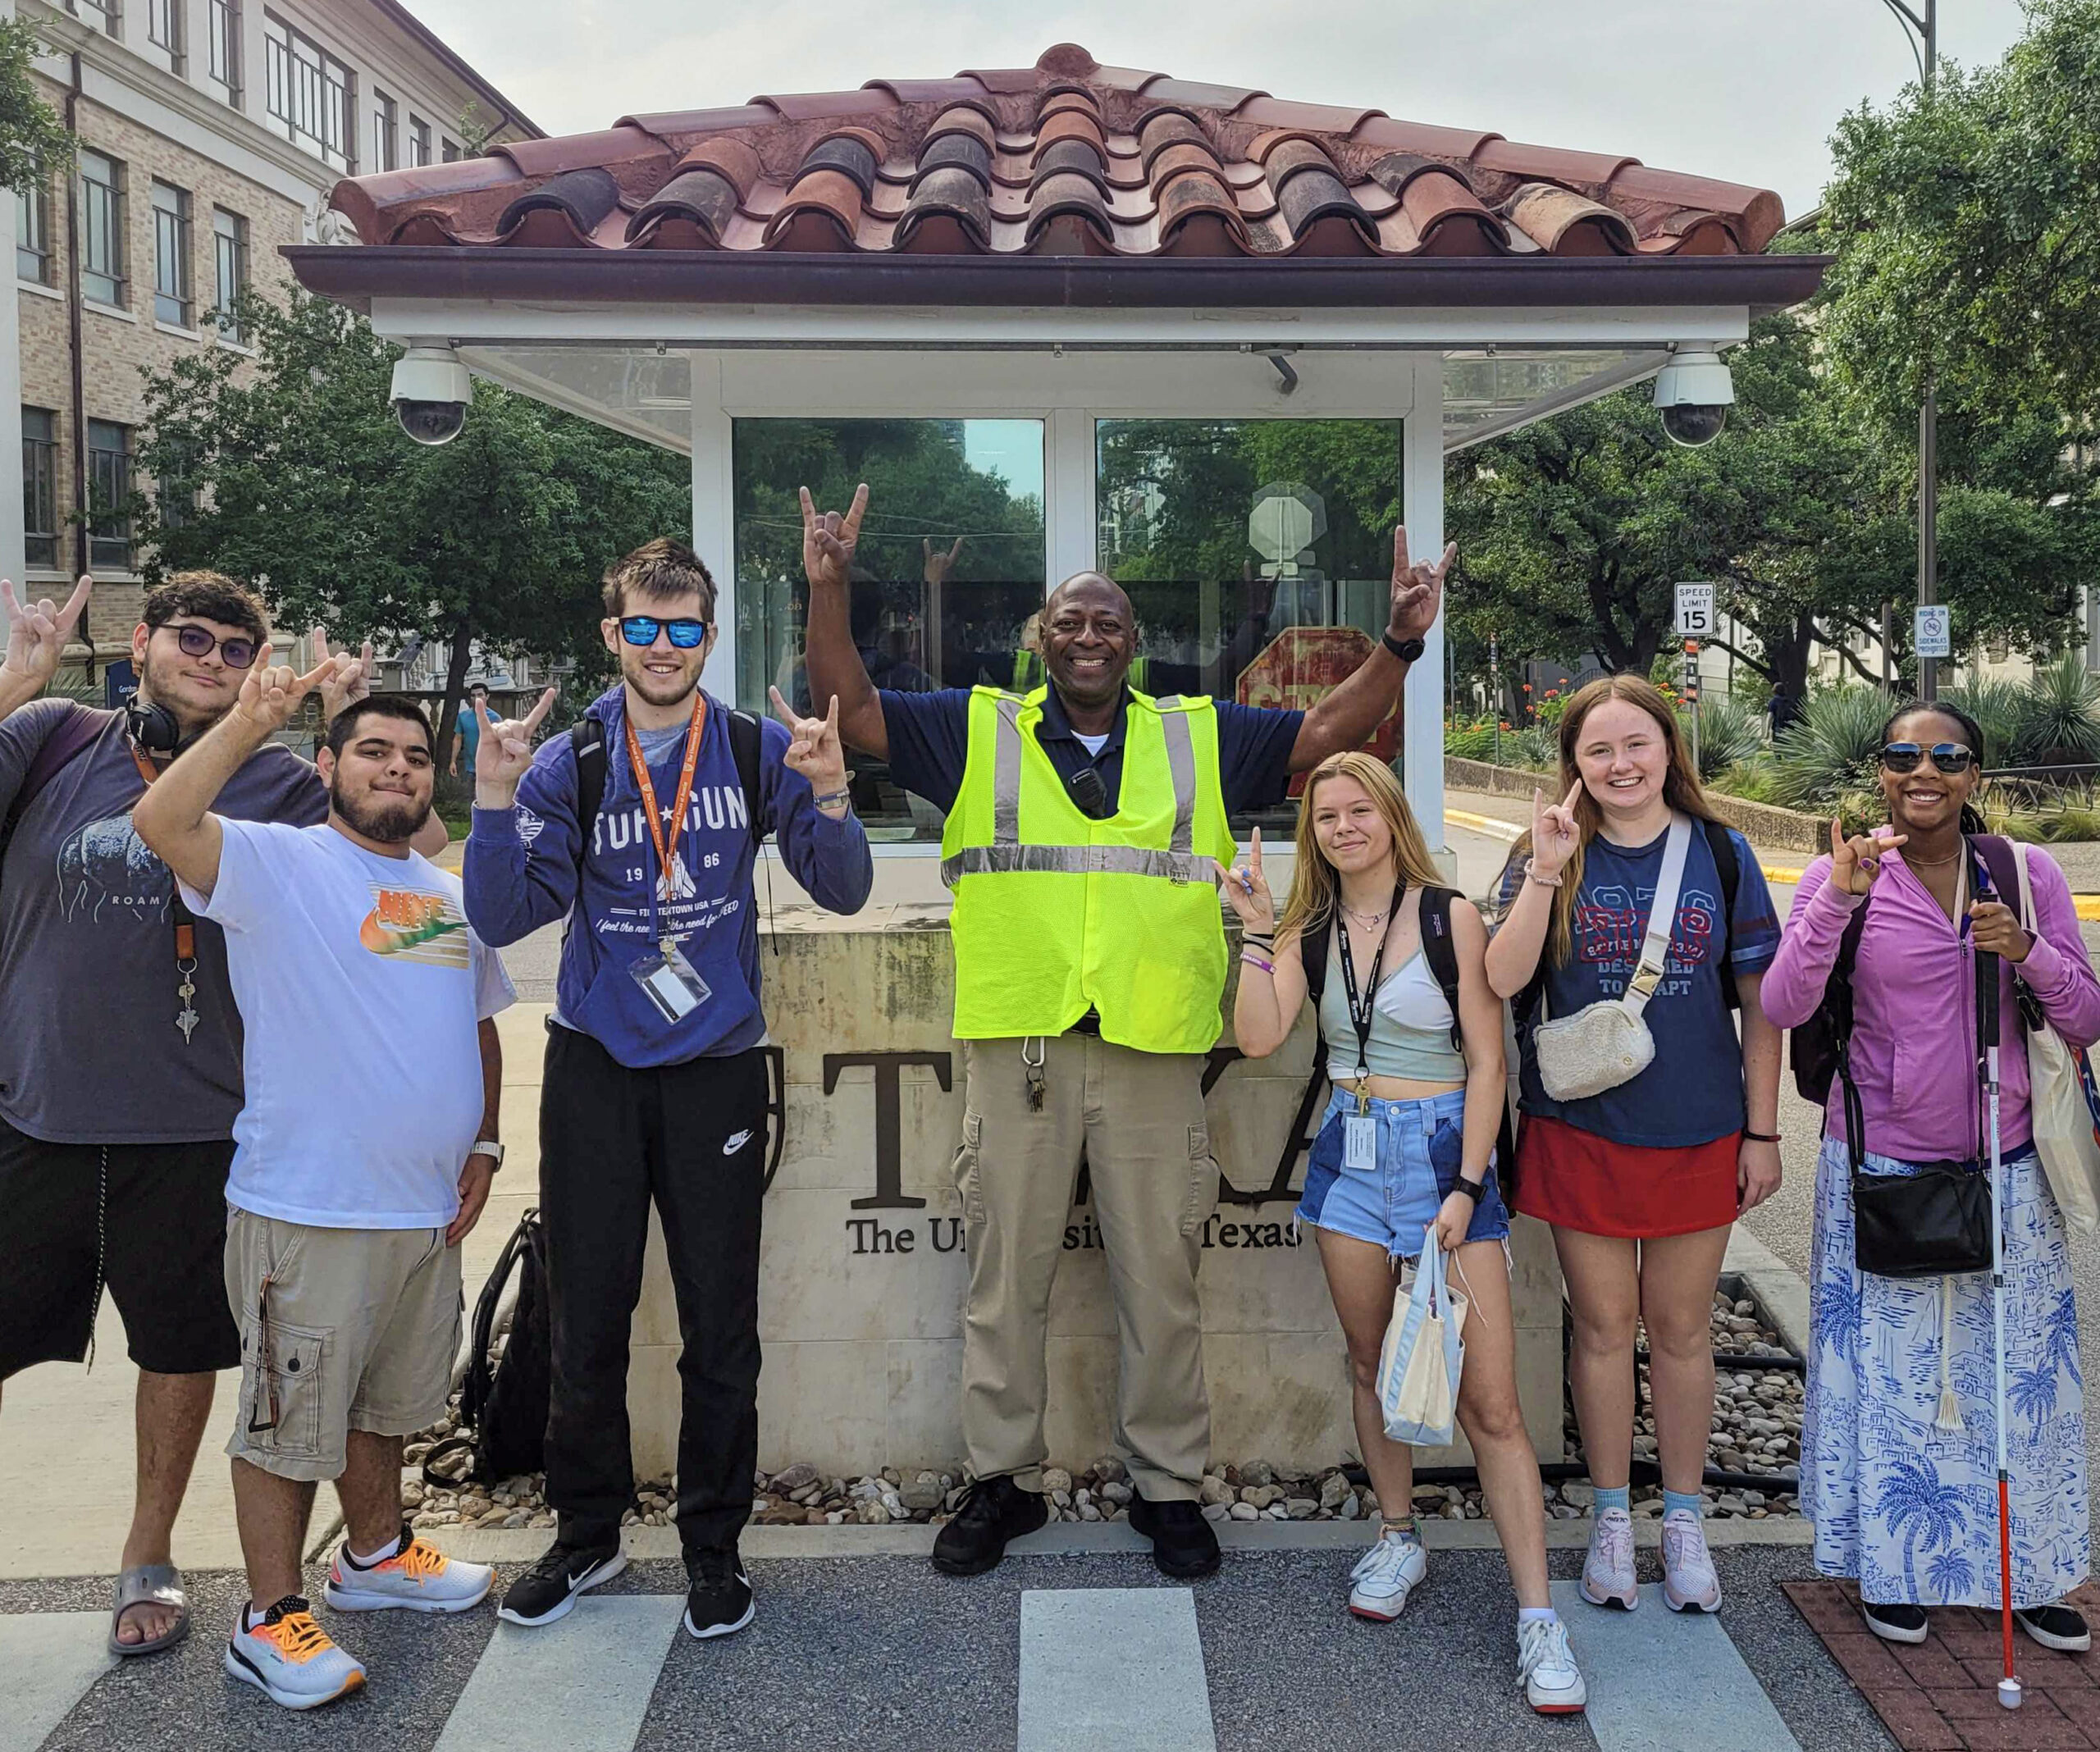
[0,1610,116,1752]
[431,1595,685,1752]
[1551,1582,1803,1752]
[1017,1589,1217,1752]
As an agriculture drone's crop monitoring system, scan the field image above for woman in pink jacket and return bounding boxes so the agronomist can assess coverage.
[1763,699,2100,1649]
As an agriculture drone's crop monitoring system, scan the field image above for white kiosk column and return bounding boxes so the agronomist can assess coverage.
[1402,354,1446,855]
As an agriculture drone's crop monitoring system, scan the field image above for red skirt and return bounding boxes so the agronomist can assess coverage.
[1513,1114,1741,1239]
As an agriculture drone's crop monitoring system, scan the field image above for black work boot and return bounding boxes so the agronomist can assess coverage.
[931,1476,1048,1576]
[1128,1495,1221,1579]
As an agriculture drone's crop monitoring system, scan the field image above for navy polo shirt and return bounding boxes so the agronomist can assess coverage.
[879,685,1303,820]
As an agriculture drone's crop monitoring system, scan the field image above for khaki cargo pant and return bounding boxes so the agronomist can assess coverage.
[953,1032,1217,1503]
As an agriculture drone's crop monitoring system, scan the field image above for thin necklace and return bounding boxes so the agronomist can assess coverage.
[1340,901,1390,929]
[1906,846,1962,868]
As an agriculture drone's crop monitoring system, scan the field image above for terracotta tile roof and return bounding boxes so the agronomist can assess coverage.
[322,42,1785,262]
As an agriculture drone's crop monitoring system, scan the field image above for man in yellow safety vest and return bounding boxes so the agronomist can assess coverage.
[800,485,1450,1579]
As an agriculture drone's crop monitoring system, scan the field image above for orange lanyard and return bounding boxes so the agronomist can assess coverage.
[622,696,706,940]
[128,741,201,1039]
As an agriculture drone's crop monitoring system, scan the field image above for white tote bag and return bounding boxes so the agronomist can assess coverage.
[2012,843,2100,1236]
[1376,1237,1469,1448]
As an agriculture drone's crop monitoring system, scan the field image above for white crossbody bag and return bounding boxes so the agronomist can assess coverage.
[1532,814,1691,1102]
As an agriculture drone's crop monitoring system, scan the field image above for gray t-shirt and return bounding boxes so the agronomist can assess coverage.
[0,700,327,1143]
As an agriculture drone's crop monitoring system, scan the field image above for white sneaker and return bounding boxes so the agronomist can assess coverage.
[1517,1617,1587,1715]
[1347,1529,1427,1622]
[1660,1510,1721,1613]
[1580,1508,1638,1610]
[223,1596,366,1711]
[324,1531,495,1613]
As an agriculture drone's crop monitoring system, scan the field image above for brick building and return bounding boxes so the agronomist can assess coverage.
[8,0,535,668]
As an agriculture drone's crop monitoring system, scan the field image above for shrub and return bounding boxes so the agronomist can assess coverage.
[2010,651,2100,767]
[1941,679,2025,769]
[1711,756,1783,806]
[1771,686,1890,810]
[1682,696,1764,782]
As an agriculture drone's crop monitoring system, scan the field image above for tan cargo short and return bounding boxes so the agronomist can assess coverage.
[223,1207,463,1482]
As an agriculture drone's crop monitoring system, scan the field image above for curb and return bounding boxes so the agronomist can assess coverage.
[418,1513,1816,1569]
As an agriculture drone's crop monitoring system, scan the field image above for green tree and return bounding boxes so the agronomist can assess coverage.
[1820,0,2100,433]
[135,287,690,771]
[0,17,74,188]
[1447,309,2098,702]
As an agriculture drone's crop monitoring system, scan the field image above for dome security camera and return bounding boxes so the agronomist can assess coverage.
[390,344,473,446]
[1653,346,1734,448]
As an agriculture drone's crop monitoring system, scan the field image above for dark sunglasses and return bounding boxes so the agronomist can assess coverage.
[619,615,707,650]
[1879,741,1976,775]
[162,623,258,668]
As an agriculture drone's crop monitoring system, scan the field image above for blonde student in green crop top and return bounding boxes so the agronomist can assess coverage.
[1227,751,1583,1718]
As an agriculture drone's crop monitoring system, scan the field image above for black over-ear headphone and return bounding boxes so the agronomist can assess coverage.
[124,692,189,755]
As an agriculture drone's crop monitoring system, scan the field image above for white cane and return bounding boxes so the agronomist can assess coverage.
[1980,940,2021,1710]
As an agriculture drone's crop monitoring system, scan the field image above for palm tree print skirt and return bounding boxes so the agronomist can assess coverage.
[1804,1136,2089,1608]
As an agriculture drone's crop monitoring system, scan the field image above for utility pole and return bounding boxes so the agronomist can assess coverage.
[1879,0,1939,698]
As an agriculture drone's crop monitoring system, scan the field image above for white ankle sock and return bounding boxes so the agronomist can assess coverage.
[346,1537,399,1568]
[1518,1606,1559,1626]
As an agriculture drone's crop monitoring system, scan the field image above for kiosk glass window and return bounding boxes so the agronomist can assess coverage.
[733,417,1046,843]
[1095,417,1405,829]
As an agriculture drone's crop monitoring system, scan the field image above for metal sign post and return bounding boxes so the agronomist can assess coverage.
[1683,640,1702,773]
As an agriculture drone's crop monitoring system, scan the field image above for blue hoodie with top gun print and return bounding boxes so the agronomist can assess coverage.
[462,685,872,1069]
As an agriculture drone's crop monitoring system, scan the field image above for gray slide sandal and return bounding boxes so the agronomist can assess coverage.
[108,1564,189,1656]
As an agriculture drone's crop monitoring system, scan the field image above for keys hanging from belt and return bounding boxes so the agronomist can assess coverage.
[1022,1037,1047,1111]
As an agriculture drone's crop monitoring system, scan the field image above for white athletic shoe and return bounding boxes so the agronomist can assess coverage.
[324,1531,494,1613]
[1660,1510,1722,1613]
[1580,1508,1639,1611]
[1347,1528,1427,1622]
[1517,1617,1588,1715]
[223,1597,366,1711]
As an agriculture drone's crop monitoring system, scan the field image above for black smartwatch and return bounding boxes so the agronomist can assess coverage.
[1454,1175,1486,1204]
[1383,632,1427,664]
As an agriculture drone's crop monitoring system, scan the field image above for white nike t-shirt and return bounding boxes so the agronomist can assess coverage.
[185,819,514,1229]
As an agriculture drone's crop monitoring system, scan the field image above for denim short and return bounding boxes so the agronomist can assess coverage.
[1296,1087,1512,1259]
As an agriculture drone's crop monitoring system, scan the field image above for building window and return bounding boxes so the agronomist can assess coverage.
[66,0,119,37]
[208,0,240,97]
[372,89,398,172]
[86,420,133,572]
[263,12,353,171]
[735,417,1048,842]
[16,180,49,285]
[158,458,195,532]
[212,208,248,341]
[1095,417,1406,829]
[145,0,183,68]
[441,137,461,163]
[151,182,193,327]
[409,116,431,167]
[21,408,57,569]
[79,151,126,308]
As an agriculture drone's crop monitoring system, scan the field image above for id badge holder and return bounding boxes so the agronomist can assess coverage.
[1343,1099,1378,1174]
[631,940,710,1024]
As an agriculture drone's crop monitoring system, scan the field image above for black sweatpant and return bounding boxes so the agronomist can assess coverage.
[538,1024,768,1559]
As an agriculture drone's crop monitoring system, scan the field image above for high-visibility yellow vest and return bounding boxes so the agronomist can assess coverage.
[942,685,1235,1052]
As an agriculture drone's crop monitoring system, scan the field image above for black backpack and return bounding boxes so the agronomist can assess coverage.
[424,1209,551,1485]
[1790,832,2020,1106]
[1299,887,1522,1199]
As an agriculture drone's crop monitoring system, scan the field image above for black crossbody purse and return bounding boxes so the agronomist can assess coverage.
[1840,849,1997,1280]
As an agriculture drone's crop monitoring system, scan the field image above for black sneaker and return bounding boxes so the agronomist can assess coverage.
[1127,1495,1221,1580]
[496,1540,626,1627]
[1861,1600,1929,1644]
[683,1548,754,1641]
[2016,1603,2093,1651]
[931,1476,1048,1576]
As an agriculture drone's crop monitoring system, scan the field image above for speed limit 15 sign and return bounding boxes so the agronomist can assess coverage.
[1674,583,1714,638]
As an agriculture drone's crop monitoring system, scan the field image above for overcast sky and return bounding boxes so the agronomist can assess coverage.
[400,0,2031,220]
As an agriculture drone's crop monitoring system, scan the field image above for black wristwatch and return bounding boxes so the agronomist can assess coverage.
[1383,632,1427,664]
[1454,1176,1486,1204]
